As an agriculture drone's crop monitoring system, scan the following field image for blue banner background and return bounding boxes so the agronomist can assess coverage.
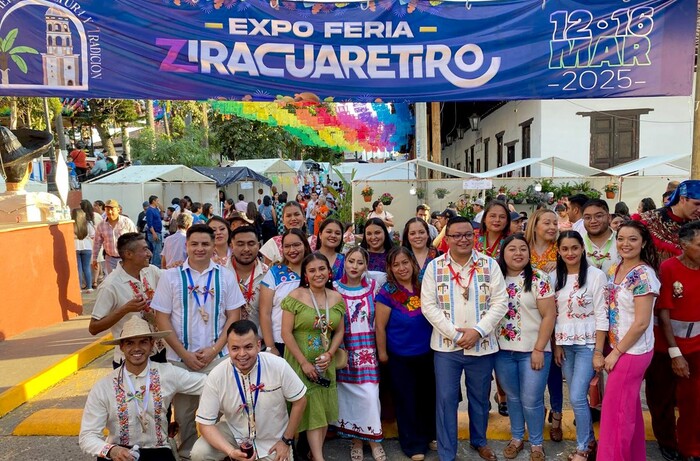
[0,0,695,101]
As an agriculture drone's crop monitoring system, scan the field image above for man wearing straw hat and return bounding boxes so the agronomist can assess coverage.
[79,317,206,461]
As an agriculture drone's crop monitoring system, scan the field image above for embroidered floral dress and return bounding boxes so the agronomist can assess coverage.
[280,297,345,431]
[530,242,558,272]
[603,263,659,354]
[333,278,383,441]
[416,247,441,283]
[553,266,608,345]
[497,269,554,352]
[367,250,388,272]
[330,253,345,281]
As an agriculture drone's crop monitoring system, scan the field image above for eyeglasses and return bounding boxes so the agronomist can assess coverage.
[447,232,474,241]
[283,242,304,250]
[583,213,607,222]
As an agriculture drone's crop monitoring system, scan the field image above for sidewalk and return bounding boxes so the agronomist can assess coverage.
[0,291,110,418]
[0,292,659,445]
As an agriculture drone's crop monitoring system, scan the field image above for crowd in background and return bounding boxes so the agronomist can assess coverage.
[75,178,700,461]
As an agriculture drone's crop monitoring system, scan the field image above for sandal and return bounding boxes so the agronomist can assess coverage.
[503,439,524,459]
[370,444,387,461]
[550,411,563,442]
[350,444,364,461]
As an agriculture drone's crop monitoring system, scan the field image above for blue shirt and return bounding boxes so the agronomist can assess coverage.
[145,206,162,233]
[375,282,432,356]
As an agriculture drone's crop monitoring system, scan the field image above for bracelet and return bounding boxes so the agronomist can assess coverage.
[533,347,545,353]
[668,347,683,359]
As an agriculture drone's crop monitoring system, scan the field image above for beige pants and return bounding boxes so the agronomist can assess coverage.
[170,357,226,458]
[191,421,283,461]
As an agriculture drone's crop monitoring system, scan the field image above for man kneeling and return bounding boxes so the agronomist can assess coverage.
[192,320,307,461]
[80,317,206,461]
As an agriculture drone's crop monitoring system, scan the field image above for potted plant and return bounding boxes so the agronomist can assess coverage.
[354,208,369,234]
[416,187,426,200]
[361,185,374,202]
[604,182,619,199]
[379,192,394,206]
[509,189,526,204]
[434,188,449,199]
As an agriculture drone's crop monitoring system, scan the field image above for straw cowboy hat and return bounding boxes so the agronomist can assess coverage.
[0,126,53,168]
[102,316,171,345]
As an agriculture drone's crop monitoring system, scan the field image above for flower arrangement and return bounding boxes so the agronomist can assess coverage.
[508,189,527,204]
[354,208,369,226]
[361,185,374,197]
[379,192,394,205]
[434,188,449,199]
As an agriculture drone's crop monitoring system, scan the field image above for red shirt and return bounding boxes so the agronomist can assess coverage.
[655,256,700,355]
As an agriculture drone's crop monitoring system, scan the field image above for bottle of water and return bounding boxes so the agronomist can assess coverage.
[129,445,140,460]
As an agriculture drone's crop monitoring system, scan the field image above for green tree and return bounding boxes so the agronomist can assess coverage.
[0,29,38,85]
[211,115,301,161]
[86,99,141,156]
[131,126,215,167]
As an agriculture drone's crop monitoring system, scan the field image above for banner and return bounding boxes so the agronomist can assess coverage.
[0,0,695,102]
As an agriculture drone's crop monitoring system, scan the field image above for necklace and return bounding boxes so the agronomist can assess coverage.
[233,260,256,320]
[478,233,502,258]
[186,268,214,323]
[447,262,476,300]
[121,362,151,433]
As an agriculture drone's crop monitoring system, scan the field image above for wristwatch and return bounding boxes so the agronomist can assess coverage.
[281,436,294,446]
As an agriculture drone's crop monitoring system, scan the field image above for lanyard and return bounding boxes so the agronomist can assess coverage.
[186,268,214,307]
[309,288,330,336]
[122,362,151,433]
[479,234,501,258]
[448,262,476,301]
[233,357,261,439]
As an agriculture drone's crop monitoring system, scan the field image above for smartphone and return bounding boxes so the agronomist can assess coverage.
[314,376,331,388]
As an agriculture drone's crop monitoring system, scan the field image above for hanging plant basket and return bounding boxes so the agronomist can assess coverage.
[606,190,615,199]
[363,195,372,202]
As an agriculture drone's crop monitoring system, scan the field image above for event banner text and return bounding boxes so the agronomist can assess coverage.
[0,0,695,101]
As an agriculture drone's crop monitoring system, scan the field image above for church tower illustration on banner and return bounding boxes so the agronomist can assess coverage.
[41,7,79,86]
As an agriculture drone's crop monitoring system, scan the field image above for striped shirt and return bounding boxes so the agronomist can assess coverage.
[92,215,137,261]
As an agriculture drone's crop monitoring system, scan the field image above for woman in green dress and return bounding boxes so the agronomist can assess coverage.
[282,253,345,461]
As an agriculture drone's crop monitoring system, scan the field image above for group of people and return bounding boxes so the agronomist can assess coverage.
[78,179,700,461]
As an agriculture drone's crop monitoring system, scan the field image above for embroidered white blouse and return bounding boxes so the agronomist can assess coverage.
[554,266,608,345]
[497,269,554,352]
[79,362,205,457]
[602,263,660,355]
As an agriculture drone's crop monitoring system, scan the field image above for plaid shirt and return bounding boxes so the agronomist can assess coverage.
[92,215,137,261]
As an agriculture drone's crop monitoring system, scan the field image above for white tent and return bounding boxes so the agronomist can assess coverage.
[81,165,217,220]
[470,156,604,178]
[602,154,690,177]
[232,159,298,196]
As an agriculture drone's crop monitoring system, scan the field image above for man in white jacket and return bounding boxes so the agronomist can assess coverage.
[421,216,508,461]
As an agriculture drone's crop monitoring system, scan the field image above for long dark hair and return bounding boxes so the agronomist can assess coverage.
[316,218,344,253]
[80,199,95,224]
[385,246,420,294]
[497,233,534,293]
[555,230,589,292]
[262,195,272,207]
[281,228,312,266]
[72,208,88,240]
[639,197,657,213]
[616,220,660,272]
[361,217,393,253]
[401,217,433,250]
[480,200,511,238]
[299,252,334,289]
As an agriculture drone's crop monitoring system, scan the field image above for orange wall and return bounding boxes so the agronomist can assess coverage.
[0,222,83,341]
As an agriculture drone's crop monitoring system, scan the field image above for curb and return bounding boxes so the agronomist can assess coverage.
[0,334,112,419]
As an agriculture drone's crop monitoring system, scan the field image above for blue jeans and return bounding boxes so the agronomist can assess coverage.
[76,249,92,288]
[560,344,596,450]
[547,357,563,413]
[307,218,315,236]
[434,351,494,461]
[147,232,162,268]
[494,350,551,446]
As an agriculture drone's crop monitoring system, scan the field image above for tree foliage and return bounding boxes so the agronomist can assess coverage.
[131,126,215,167]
